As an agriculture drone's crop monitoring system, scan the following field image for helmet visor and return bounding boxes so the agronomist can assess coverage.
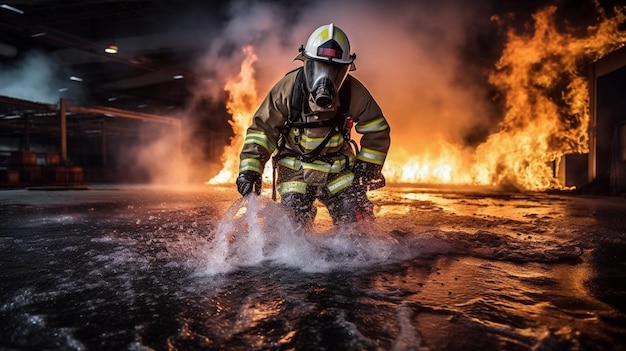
[304,59,350,98]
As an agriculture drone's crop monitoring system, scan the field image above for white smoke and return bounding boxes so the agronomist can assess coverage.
[0,51,63,104]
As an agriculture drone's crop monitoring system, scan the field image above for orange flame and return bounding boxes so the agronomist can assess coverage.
[382,140,473,184]
[211,6,626,191]
[469,5,626,190]
[384,4,626,190]
[207,46,260,185]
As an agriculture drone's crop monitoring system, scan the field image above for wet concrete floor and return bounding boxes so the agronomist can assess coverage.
[1,184,625,350]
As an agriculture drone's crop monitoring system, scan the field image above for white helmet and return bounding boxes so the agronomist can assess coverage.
[295,24,357,108]
[295,23,356,67]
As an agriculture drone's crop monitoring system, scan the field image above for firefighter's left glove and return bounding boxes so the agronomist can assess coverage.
[353,160,386,190]
[236,171,262,196]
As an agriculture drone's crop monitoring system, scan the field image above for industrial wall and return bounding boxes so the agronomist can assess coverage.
[589,45,626,194]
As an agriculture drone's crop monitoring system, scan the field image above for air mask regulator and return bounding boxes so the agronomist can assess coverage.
[311,78,334,108]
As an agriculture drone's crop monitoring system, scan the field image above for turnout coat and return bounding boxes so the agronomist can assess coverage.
[238,69,390,197]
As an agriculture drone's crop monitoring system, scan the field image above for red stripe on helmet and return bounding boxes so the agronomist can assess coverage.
[318,47,341,58]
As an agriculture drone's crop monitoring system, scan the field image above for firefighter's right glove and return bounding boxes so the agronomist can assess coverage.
[236,171,262,196]
[353,160,386,190]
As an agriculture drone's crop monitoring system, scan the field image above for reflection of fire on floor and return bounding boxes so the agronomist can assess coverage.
[1,184,625,350]
[371,185,601,239]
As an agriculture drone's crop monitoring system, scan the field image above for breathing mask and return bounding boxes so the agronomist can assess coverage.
[293,23,356,108]
[304,59,350,108]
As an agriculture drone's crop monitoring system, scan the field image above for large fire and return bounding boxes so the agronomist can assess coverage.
[207,46,262,185]
[209,5,626,191]
[469,5,626,190]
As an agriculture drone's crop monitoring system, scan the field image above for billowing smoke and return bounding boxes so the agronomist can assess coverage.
[0,0,503,187]
[188,0,495,180]
[0,50,63,103]
[139,0,624,189]
[124,107,221,185]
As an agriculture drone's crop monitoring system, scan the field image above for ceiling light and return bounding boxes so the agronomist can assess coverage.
[69,76,82,82]
[0,4,24,14]
[173,74,184,80]
[104,44,118,54]
[31,32,46,38]
[58,88,68,92]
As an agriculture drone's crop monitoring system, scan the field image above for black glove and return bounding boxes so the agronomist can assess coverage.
[236,171,261,196]
[353,160,386,190]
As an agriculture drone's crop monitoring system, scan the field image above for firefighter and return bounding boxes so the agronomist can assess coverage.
[236,23,390,227]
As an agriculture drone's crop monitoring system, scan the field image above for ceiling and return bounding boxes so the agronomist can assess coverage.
[2,0,623,117]
[0,0,230,114]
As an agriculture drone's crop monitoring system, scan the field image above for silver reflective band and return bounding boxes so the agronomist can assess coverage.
[357,147,386,165]
[278,156,347,173]
[294,132,344,151]
[239,158,262,173]
[278,181,307,195]
[245,131,275,153]
[327,173,354,195]
[355,117,389,133]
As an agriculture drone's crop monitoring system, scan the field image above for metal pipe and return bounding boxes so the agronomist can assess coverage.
[60,98,67,165]
[23,113,30,151]
[0,95,57,110]
[66,105,181,126]
[101,120,107,167]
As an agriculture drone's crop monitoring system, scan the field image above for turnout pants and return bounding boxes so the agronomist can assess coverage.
[276,163,373,227]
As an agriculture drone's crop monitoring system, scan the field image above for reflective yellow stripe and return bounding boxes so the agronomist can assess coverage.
[355,117,389,133]
[357,147,386,165]
[290,129,344,151]
[278,181,307,195]
[244,131,274,153]
[239,158,263,174]
[327,173,354,195]
[278,157,301,170]
[277,156,347,173]
[308,159,346,173]
[300,134,344,151]
[307,163,332,172]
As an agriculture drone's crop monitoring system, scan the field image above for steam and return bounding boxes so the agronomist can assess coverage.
[0,51,63,103]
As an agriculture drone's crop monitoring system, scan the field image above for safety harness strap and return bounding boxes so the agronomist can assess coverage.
[272,67,352,200]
